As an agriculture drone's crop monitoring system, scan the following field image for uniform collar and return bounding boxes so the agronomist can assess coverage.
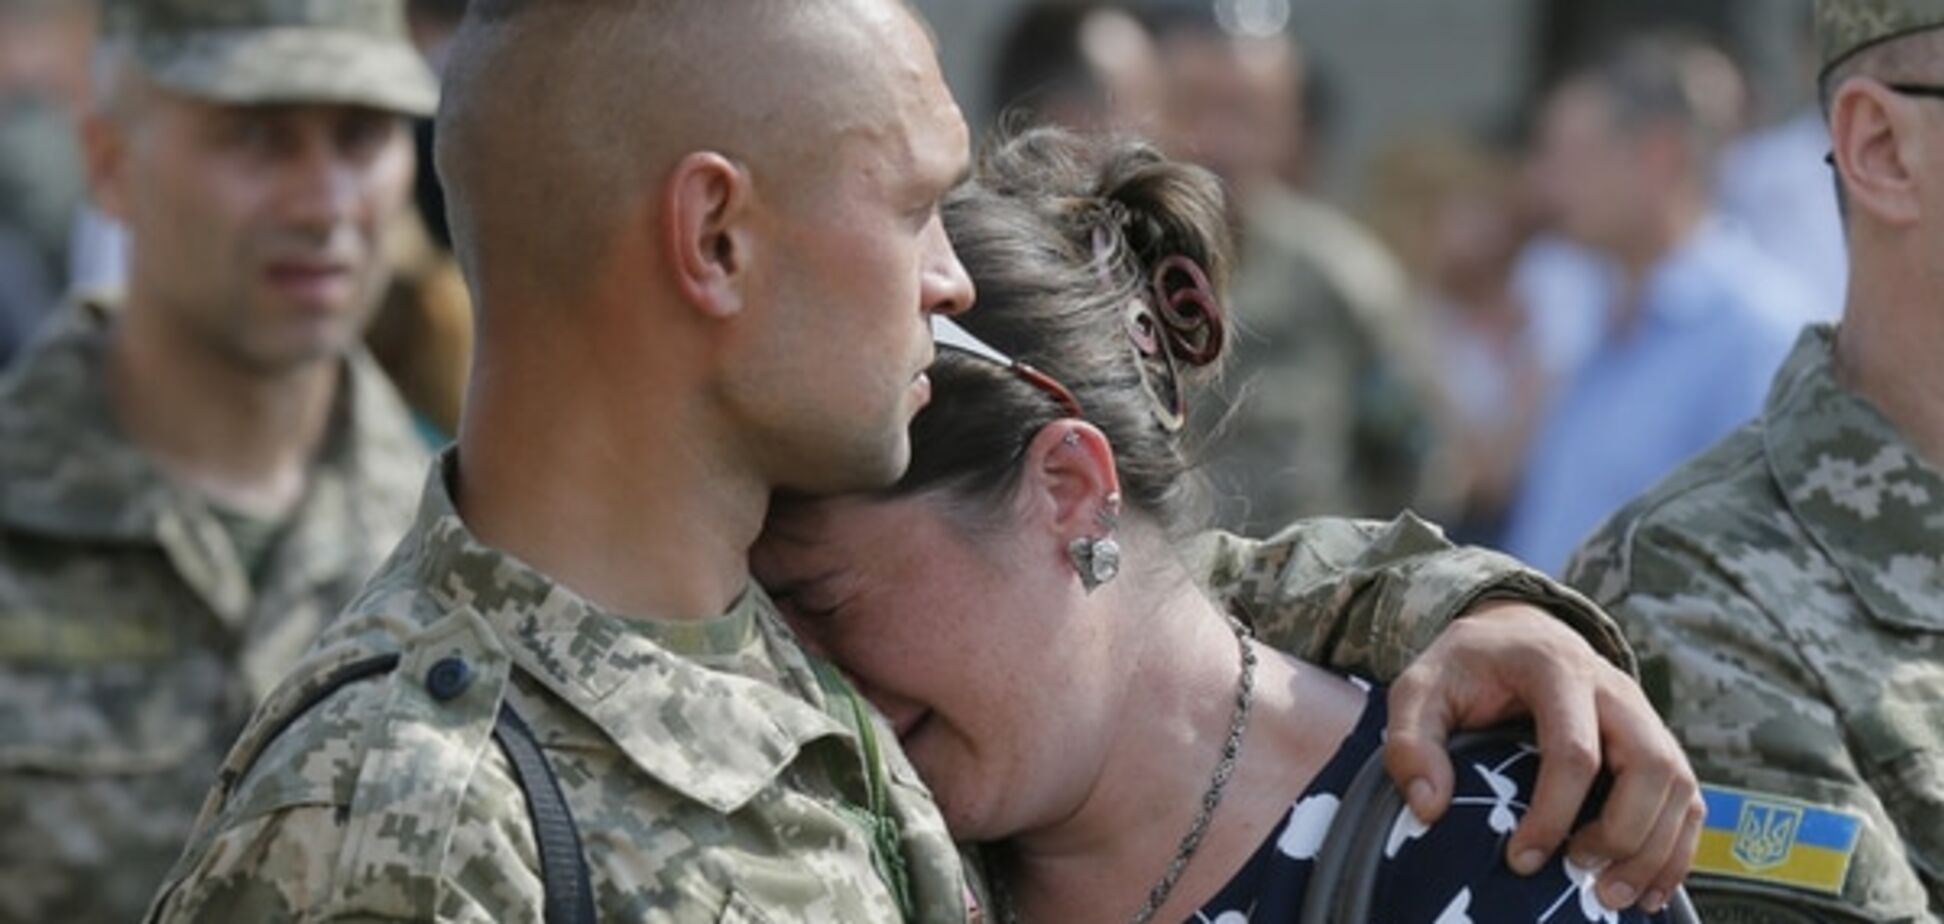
[1763,324,1944,632]
[403,453,848,813]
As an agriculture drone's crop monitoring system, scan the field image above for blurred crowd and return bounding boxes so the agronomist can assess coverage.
[0,0,1843,576]
[968,1,1843,577]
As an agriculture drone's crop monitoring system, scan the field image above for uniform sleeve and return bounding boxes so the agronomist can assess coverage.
[148,756,543,923]
[1568,524,1934,921]
[1198,513,1635,683]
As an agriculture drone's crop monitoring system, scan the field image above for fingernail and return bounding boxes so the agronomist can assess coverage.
[1514,849,1547,874]
[1568,851,1602,871]
[1642,890,1667,913]
[1407,779,1434,811]
[1600,881,1637,909]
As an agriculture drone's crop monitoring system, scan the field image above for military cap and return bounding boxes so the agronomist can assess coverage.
[1818,0,1944,75]
[114,0,437,116]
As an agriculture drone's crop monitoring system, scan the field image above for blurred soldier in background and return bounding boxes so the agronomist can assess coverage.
[0,0,433,919]
[1145,7,1454,529]
[1569,2,1944,919]
[989,0,1162,134]
[1504,33,1816,574]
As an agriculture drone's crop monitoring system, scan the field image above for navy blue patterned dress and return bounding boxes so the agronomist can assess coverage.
[1192,686,1669,924]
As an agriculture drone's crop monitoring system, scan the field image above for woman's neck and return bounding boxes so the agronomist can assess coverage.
[998,574,1367,924]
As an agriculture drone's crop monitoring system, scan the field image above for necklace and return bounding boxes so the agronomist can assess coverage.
[993,617,1258,924]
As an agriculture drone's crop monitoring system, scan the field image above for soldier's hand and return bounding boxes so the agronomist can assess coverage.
[1382,601,1703,914]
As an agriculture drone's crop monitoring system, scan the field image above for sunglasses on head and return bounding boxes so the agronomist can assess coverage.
[929,316,1084,418]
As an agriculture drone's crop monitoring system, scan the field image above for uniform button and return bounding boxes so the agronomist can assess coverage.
[426,657,474,701]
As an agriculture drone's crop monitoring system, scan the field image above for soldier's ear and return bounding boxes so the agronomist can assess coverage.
[1830,78,1923,227]
[81,109,132,222]
[663,151,756,320]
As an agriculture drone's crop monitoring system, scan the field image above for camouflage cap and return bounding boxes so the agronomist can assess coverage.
[1818,0,1944,75]
[114,0,437,117]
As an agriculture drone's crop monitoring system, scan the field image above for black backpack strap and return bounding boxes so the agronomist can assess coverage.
[1301,726,1702,924]
[215,653,404,800]
[492,699,597,924]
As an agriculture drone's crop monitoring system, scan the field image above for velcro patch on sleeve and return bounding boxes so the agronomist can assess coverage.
[1693,784,1864,896]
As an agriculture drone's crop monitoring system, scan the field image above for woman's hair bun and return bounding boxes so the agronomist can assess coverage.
[1094,143,1232,373]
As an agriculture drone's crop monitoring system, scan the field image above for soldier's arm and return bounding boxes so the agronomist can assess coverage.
[1198,512,1633,679]
[1200,513,1696,914]
[146,799,523,924]
[1569,527,1934,923]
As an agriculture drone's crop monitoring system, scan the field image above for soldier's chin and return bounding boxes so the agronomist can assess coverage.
[785,436,910,497]
[230,331,352,376]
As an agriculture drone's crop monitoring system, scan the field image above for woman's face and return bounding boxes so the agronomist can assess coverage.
[751,491,1120,841]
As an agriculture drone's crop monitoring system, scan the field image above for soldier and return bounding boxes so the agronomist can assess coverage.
[146,2,1696,921]
[0,2,434,921]
[1567,2,1944,920]
[1142,8,1456,530]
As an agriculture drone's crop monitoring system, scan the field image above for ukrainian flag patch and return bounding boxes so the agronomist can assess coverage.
[1693,784,1863,896]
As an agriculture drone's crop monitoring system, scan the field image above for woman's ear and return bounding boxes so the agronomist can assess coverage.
[1017,421,1123,543]
[663,151,757,319]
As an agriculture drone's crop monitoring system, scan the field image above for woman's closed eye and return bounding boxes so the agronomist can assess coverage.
[772,579,857,624]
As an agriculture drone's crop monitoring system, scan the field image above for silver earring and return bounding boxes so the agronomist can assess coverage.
[1069,491,1123,592]
[1068,535,1121,593]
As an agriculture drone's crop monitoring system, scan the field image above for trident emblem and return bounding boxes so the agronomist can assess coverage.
[1733,800,1803,870]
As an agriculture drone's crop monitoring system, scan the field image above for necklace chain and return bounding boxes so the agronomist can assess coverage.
[994,617,1258,924]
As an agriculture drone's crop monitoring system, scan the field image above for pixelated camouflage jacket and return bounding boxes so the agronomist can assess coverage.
[0,298,427,924]
[148,454,1629,924]
[1569,325,1944,923]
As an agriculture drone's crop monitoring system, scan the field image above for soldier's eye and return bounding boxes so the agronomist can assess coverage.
[338,113,401,160]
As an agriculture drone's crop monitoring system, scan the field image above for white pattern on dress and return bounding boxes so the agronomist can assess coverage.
[1276,794,1340,861]
[1385,804,1432,859]
[1444,747,1536,836]
[1432,887,1475,924]
[1540,857,1620,924]
[1193,909,1251,924]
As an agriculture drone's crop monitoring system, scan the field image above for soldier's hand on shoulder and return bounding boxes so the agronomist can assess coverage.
[1382,601,1703,915]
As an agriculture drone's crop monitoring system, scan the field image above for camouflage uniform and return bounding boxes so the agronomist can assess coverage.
[1569,327,1944,922]
[147,455,1628,923]
[0,4,436,920]
[1201,510,1633,680]
[0,299,427,922]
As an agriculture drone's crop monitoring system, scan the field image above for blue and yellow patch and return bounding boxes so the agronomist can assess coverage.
[1693,785,1863,896]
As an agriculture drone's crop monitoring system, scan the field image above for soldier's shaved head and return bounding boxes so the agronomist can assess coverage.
[436,0,951,312]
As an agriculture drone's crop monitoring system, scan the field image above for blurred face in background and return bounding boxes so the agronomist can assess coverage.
[1532,79,1653,255]
[0,0,97,115]
[1157,29,1298,189]
[90,82,415,375]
